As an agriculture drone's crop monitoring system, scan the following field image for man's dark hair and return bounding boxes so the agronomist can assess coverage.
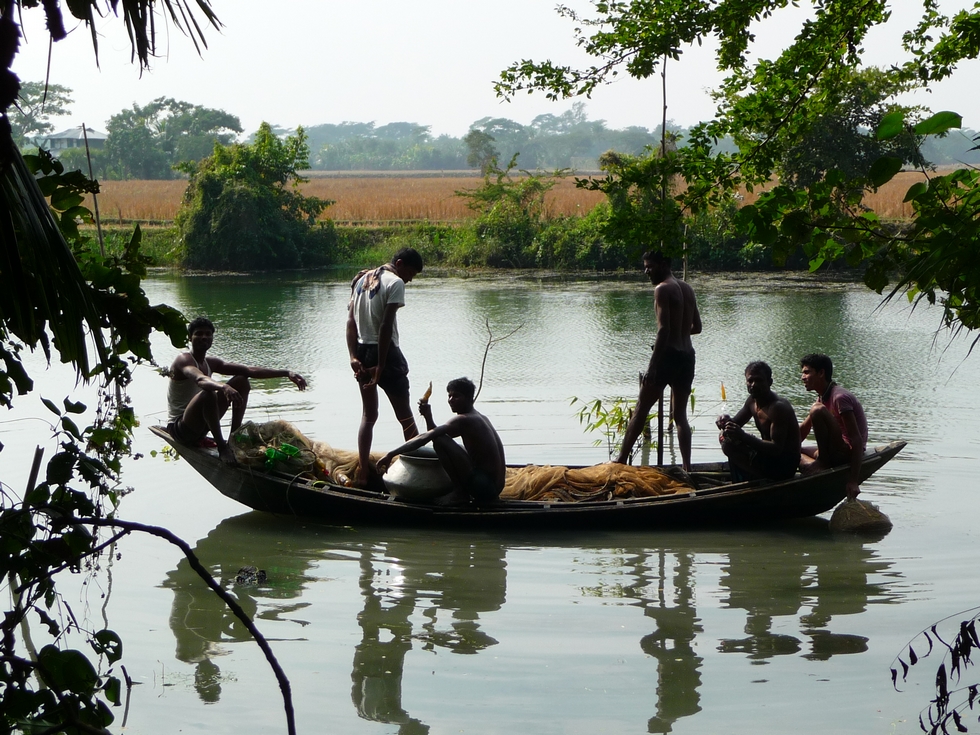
[187,316,215,337]
[745,360,772,380]
[800,353,834,380]
[391,247,424,272]
[642,250,670,267]
[446,377,476,401]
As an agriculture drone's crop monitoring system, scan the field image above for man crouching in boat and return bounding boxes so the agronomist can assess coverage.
[376,377,506,506]
[716,361,801,482]
[166,317,307,465]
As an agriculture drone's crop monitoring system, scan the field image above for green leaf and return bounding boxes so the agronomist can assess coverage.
[37,646,100,694]
[41,397,61,416]
[876,110,905,140]
[63,397,87,414]
[92,630,123,664]
[104,675,122,706]
[50,188,85,211]
[61,416,82,439]
[913,111,962,136]
[904,182,929,202]
[868,156,903,188]
[46,452,76,485]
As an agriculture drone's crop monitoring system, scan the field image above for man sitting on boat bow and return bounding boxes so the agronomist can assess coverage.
[799,353,868,498]
[376,377,506,505]
[166,317,307,465]
[717,361,801,482]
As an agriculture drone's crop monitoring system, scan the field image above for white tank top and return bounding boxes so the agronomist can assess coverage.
[166,356,211,422]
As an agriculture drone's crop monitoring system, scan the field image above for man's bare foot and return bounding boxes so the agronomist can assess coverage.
[218,446,238,466]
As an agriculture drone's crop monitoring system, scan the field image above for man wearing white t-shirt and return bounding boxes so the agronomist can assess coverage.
[346,248,424,487]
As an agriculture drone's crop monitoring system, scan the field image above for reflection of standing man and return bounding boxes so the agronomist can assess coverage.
[615,250,702,470]
[347,248,424,487]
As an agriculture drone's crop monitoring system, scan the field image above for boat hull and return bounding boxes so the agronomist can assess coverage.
[149,427,905,529]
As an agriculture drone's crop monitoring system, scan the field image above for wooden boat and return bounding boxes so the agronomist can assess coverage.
[149,426,905,529]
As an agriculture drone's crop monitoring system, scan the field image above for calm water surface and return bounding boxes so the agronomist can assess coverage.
[2,270,978,734]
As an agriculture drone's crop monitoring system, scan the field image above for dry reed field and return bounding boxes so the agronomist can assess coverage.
[85,175,608,224]
[84,170,936,225]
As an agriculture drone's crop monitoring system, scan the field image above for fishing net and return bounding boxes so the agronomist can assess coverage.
[829,497,892,533]
[502,463,693,502]
[229,420,694,500]
[230,420,380,486]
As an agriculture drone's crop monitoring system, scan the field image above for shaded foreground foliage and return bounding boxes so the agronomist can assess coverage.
[2,2,297,733]
[893,609,980,734]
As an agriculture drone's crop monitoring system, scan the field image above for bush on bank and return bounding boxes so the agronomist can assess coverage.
[85,205,777,273]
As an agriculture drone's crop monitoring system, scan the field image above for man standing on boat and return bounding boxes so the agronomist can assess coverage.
[717,361,801,481]
[347,248,424,487]
[799,353,868,498]
[376,377,506,506]
[614,249,702,470]
[166,317,307,465]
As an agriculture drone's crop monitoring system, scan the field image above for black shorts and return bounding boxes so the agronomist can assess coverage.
[465,468,501,504]
[357,343,410,398]
[646,346,696,388]
[167,418,206,445]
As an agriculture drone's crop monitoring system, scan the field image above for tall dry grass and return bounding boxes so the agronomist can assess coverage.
[84,171,934,224]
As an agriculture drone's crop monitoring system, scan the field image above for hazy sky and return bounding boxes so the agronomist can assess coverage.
[11,0,980,138]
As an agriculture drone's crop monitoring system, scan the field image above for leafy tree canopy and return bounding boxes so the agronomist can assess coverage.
[496,0,980,337]
[104,97,242,179]
[9,81,73,146]
[176,122,334,270]
[1,4,299,734]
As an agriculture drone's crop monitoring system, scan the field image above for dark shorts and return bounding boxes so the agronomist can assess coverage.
[723,439,800,482]
[357,343,410,399]
[167,418,206,445]
[464,468,501,504]
[646,346,696,388]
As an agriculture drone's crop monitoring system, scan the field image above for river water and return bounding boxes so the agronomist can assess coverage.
[2,270,978,734]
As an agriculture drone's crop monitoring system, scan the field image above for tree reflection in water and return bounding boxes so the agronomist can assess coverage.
[163,514,327,702]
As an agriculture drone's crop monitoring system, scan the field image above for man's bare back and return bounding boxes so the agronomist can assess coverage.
[615,251,702,469]
[377,378,506,504]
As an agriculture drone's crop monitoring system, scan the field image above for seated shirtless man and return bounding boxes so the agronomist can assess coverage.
[167,317,307,464]
[716,361,801,481]
[376,377,506,506]
[799,353,868,498]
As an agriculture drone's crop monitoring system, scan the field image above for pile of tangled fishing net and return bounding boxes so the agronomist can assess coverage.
[502,463,693,502]
[230,420,378,486]
[231,420,693,501]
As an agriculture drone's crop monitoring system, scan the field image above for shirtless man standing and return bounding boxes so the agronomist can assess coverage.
[716,361,801,481]
[798,353,868,498]
[167,317,307,465]
[614,250,702,470]
[376,377,506,506]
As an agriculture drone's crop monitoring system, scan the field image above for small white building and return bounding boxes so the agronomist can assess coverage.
[35,126,107,152]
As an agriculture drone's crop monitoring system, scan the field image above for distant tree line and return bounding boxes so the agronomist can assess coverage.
[11,84,980,180]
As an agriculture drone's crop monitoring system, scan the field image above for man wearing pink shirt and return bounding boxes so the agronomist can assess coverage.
[798,353,868,498]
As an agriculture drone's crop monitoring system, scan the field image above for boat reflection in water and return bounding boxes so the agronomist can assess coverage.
[163,515,896,733]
